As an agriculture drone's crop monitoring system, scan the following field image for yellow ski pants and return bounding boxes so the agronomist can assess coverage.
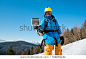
[44,44,62,55]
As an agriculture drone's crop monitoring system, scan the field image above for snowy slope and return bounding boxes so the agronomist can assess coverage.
[34,38,86,55]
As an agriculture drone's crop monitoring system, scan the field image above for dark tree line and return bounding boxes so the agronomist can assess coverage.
[26,44,44,55]
[7,44,44,55]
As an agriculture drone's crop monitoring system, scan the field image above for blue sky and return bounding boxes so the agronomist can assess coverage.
[0,0,86,42]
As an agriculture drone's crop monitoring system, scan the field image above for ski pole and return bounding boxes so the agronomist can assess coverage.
[43,39,46,55]
[40,39,46,55]
[53,37,58,55]
[44,46,46,55]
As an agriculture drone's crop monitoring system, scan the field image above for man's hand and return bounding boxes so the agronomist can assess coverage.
[59,34,64,45]
[34,26,38,29]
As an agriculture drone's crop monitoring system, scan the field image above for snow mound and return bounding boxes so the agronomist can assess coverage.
[34,38,86,55]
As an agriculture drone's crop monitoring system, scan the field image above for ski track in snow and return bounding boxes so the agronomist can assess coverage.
[34,38,86,55]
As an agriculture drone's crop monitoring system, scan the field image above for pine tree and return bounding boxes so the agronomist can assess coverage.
[35,47,39,54]
[84,20,86,33]
[37,44,40,53]
[30,46,34,55]
[7,44,16,55]
[80,20,86,39]
[71,29,74,35]
[26,48,30,55]
[41,44,44,52]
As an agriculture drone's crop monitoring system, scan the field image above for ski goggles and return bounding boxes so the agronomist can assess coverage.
[45,11,52,15]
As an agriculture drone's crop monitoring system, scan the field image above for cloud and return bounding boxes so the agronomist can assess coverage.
[5,40,14,41]
[28,41,41,45]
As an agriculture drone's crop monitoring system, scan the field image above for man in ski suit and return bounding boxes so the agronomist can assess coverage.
[34,7,64,55]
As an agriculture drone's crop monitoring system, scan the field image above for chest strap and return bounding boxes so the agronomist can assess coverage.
[39,29,58,33]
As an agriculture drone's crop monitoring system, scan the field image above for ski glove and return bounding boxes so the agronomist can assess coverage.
[60,36,64,45]
[34,26,38,29]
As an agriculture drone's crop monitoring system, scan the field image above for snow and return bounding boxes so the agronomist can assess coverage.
[34,38,86,55]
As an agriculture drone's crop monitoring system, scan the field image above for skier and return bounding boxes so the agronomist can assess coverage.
[34,7,64,55]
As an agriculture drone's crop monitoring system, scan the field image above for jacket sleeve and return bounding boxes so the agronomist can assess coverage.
[55,19,62,35]
[38,20,45,30]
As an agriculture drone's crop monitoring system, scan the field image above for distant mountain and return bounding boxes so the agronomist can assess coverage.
[0,41,38,55]
[35,42,41,45]
[0,39,5,42]
[28,41,41,45]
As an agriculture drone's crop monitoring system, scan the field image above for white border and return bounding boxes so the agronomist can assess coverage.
[0,55,86,59]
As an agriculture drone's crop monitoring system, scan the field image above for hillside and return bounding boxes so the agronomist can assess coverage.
[0,41,38,55]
